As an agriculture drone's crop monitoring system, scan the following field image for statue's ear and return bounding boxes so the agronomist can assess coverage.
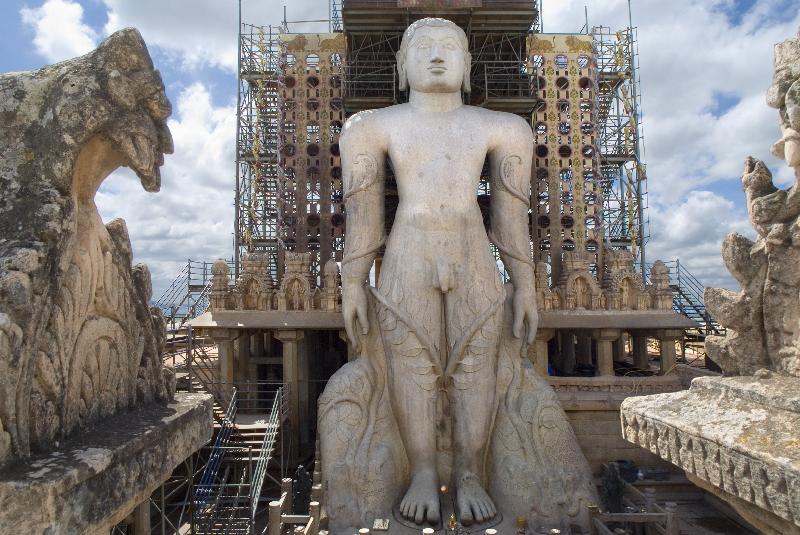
[462,51,472,94]
[396,51,408,92]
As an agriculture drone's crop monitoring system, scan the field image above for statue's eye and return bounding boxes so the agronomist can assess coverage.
[445,43,456,50]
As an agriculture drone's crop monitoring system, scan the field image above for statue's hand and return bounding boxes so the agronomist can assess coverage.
[343,283,370,350]
[512,287,538,344]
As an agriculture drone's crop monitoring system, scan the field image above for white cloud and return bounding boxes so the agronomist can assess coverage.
[20,0,98,62]
[101,0,324,72]
[95,83,236,299]
[646,191,754,290]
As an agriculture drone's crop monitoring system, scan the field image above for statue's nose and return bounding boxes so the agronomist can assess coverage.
[430,45,444,63]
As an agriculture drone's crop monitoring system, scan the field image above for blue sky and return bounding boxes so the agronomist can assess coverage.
[3,0,800,299]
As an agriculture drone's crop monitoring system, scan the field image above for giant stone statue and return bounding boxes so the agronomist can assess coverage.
[318,18,597,534]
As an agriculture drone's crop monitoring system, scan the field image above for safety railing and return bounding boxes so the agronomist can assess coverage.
[251,386,284,523]
[196,388,238,506]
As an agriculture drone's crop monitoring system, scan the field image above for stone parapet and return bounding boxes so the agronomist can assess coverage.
[620,374,800,535]
[0,393,212,534]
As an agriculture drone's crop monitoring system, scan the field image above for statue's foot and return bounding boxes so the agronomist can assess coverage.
[399,469,441,525]
[455,471,496,526]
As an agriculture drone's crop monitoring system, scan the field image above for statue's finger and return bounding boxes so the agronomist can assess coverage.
[358,305,369,335]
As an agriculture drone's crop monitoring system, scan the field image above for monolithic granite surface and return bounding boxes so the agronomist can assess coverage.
[319,18,597,534]
[0,28,175,465]
[622,29,800,535]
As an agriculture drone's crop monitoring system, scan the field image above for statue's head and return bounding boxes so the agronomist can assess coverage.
[397,18,471,94]
[767,28,800,169]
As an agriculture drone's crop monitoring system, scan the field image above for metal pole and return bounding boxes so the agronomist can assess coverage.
[626,0,647,281]
[234,0,243,279]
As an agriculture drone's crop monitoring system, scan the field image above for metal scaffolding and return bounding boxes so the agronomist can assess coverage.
[592,25,649,275]
[236,24,284,280]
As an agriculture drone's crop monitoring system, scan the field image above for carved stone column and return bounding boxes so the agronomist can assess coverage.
[274,329,305,459]
[594,329,620,377]
[556,331,575,375]
[238,329,251,384]
[210,329,238,394]
[632,334,649,371]
[532,329,555,376]
[658,329,682,375]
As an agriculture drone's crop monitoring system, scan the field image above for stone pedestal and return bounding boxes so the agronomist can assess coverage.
[0,393,213,534]
[621,374,800,535]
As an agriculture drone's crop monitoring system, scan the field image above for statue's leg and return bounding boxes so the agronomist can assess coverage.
[445,276,504,525]
[375,279,443,525]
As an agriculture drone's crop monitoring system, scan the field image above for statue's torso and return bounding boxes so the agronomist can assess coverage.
[371,104,505,290]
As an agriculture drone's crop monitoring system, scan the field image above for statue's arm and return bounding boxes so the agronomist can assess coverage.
[489,114,537,342]
[340,114,386,346]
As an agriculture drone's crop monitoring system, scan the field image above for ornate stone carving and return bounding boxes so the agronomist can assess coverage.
[648,261,673,311]
[278,252,313,311]
[621,374,800,535]
[622,30,800,535]
[320,18,596,533]
[556,252,602,310]
[603,250,648,310]
[237,252,272,310]
[704,29,800,378]
[0,29,175,465]
[320,291,597,533]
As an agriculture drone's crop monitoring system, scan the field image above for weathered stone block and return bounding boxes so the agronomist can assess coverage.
[0,393,212,534]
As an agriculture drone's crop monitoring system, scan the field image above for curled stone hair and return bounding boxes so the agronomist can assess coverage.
[396,17,471,93]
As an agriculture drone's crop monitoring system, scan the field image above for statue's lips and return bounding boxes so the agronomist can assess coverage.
[428,66,447,73]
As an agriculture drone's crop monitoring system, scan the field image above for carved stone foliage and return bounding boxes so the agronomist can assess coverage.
[318,289,598,534]
[704,30,800,378]
[0,29,175,465]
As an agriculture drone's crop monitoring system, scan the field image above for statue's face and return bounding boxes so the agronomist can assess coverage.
[403,25,466,94]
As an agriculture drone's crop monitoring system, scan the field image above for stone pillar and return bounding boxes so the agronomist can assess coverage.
[594,329,620,377]
[575,333,592,367]
[532,329,554,376]
[210,329,238,399]
[658,329,682,375]
[274,329,305,459]
[132,499,150,535]
[238,329,251,383]
[632,334,649,371]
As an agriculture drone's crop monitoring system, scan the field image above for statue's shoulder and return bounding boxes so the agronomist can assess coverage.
[341,106,401,147]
